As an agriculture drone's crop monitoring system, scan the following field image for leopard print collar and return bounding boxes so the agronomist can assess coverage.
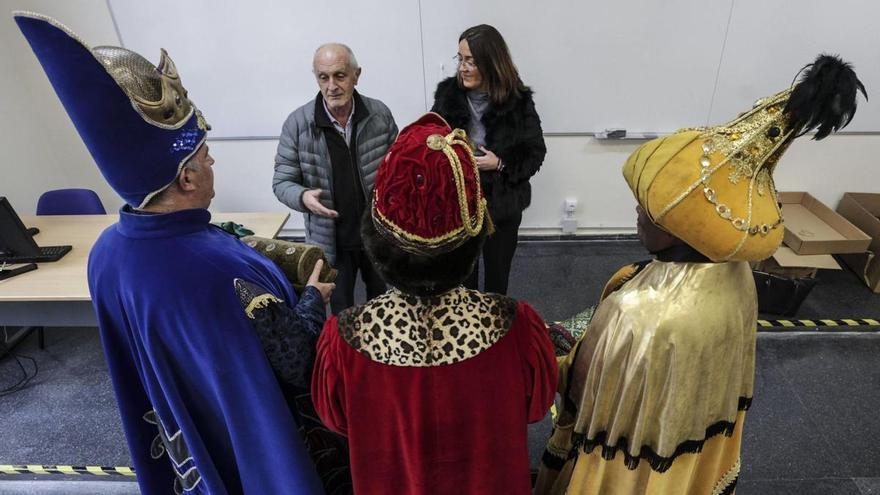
[337,287,518,367]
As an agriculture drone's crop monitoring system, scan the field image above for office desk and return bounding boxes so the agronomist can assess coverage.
[0,212,289,327]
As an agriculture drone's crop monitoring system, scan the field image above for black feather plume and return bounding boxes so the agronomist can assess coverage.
[784,54,867,140]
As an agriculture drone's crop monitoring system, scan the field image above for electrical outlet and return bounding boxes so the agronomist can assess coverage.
[564,198,577,214]
[561,218,578,234]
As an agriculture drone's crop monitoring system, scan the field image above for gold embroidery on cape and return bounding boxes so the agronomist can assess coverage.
[234,278,284,319]
[243,293,282,320]
[712,459,741,495]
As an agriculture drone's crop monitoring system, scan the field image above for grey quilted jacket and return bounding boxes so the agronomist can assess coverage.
[272,92,398,264]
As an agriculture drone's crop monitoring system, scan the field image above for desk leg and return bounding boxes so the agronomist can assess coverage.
[1,326,38,357]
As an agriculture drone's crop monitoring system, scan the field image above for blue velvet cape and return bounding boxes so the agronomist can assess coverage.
[87,207,323,494]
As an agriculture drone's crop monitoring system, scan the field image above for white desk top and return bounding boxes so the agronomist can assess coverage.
[0,212,289,302]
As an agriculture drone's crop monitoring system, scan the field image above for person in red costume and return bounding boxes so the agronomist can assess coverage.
[311,112,557,495]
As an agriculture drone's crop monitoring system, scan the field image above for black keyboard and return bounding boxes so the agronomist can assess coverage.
[0,245,72,263]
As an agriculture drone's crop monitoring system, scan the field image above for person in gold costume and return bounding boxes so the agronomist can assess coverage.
[536,54,866,495]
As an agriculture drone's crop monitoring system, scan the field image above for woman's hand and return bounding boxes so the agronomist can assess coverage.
[475,146,502,172]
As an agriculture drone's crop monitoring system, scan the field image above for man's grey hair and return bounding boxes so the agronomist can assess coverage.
[314,43,359,71]
[140,156,200,209]
[182,154,200,172]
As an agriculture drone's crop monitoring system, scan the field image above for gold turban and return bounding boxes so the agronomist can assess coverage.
[624,55,866,262]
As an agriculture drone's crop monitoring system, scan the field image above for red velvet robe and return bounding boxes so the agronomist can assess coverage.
[312,293,557,495]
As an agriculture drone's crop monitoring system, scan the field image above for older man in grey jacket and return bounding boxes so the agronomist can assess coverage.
[273,43,398,314]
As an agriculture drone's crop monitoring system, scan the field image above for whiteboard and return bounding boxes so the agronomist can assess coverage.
[108,0,427,138]
[709,0,879,131]
[109,0,879,136]
[420,0,732,134]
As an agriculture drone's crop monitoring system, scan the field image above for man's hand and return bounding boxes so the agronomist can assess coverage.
[475,146,501,172]
[307,259,335,304]
[302,189,339,218]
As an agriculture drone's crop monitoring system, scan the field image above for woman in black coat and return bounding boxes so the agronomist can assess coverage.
[431,24,547,295]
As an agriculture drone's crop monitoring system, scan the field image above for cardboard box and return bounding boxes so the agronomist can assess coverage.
[778,192,871,255]
[836,193,880,293]
[752,246,841,279]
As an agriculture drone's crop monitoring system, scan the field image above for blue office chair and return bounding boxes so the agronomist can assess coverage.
[31,189,106,349]
[36,188,106,215]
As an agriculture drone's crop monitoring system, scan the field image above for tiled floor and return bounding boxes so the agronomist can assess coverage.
[738,334,880,494]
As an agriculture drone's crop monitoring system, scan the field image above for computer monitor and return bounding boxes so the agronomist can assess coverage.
[0,197,71,263]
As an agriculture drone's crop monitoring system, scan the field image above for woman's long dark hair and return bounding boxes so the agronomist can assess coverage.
[458,24,526,105]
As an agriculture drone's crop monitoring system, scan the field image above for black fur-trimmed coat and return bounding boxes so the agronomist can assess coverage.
[431,77,547,222]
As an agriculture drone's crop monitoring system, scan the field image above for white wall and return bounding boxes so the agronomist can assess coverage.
[1,0,121,215]
[3,0,878,237]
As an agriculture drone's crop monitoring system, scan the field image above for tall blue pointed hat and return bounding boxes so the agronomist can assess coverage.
[14,11,210,208]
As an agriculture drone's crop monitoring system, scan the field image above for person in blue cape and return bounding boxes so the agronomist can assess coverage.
[15,11,339,494]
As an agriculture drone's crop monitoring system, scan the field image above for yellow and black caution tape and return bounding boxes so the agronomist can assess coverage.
[0,465,136,477]
[756,318,880,330]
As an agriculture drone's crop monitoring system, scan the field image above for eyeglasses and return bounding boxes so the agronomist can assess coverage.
[454,54,477,70]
